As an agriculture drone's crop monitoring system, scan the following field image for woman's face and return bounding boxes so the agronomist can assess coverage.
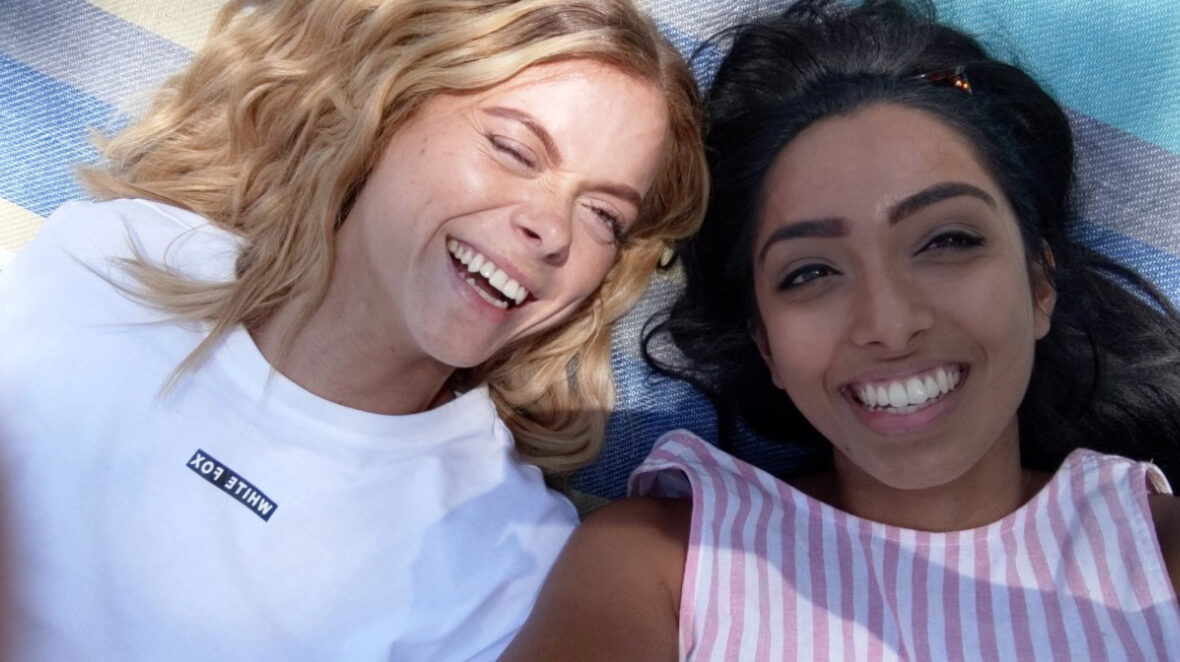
[752,103,1055,490]
[337,59,668,368]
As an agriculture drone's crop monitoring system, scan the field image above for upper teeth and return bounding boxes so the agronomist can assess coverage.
[447,239,529,307]
[854,366,961,411]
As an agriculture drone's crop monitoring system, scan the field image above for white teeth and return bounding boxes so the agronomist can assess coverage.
[854,366,963,413]
[923,375,938,398]
[448,240,531,307]
[888,383,907,408]
[863,385,877,407]
[465,276,508,308]
[905,377,928,404]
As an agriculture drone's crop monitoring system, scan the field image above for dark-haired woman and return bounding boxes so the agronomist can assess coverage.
[501,1,1180,659]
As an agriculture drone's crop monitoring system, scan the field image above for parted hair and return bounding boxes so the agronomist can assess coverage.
[81,0,708,473]
[647,0,1180,481]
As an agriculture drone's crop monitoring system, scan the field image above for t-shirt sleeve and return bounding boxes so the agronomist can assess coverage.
[0,199,238,330]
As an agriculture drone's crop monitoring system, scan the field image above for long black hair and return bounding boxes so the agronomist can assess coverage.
[644,0,1180,481]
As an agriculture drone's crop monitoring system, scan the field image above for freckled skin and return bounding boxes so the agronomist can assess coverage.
[338,60,668,370]
[253,60,670,413]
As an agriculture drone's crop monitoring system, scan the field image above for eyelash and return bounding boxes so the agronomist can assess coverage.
[777,231,984,290]
[779,264,837,291]
[921,229,984,252]
[589,204,626,244]
[488,134,536,169]
[488,132,628,244]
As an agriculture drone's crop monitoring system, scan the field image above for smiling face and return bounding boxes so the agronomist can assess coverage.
[336,59,668,370]
[752,103,1055,491]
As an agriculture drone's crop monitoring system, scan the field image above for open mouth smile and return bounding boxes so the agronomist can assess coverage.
[849,365,964,415]
[447,239,530,310]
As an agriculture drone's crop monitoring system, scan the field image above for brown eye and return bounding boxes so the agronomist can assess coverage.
[921,230,984,253]
[780,263,838,290]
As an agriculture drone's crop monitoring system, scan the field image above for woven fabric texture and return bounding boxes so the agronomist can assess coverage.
[1,0,1177,497]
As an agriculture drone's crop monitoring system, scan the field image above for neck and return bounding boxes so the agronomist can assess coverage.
[801,423,1048,532]
[251,272,454,417]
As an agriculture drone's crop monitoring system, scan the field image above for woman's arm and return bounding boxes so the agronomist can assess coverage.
[1150,495,1180,595]
[499,497,691,661]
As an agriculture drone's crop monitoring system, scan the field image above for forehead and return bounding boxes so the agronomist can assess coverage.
[459,59,667,134]
[477,59,655,99]
[760,103,1003,224]
[437,59,670,191]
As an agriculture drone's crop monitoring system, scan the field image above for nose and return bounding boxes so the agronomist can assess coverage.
[847,268,933,352]
[512,196,572,266]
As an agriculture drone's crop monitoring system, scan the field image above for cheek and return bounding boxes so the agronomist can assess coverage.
[761,304,839,395]
[383,130,493,213]
[557,241,620,303]
[932,263,1041,403]
[947,263,1040,346]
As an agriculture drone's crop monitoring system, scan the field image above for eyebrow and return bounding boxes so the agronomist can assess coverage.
[756,218,845,263]
[887,182,997,224]
[484,106,562,164]
[756,181,998,264]
[592,181,644,208]
[483,105,644,209]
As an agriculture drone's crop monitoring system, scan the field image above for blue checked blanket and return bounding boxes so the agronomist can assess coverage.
[2,0,1178,498]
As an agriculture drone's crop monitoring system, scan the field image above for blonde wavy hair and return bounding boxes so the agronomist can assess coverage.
[81,0,707,473]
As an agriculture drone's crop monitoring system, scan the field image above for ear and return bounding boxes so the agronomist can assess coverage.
[1032,244,1057,340]
[750,321,785,389]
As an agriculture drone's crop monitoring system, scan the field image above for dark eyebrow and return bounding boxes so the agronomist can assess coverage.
[756,183,997,265]
[484,106,562,165]
[888,182,996,224]
[756,218,846,264]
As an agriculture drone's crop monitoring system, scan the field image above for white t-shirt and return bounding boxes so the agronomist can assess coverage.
[0,199,577,661]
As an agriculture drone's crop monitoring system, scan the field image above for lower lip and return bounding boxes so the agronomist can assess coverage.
[447,248,515,320]
[847,375,964,436]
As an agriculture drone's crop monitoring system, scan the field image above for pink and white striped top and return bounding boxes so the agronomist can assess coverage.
[629,430,1180,661]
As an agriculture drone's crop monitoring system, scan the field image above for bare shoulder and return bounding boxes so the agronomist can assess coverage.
[1148,494,1180,593]
[580,495,692,550]
[499,497,691,662]
[555,496,692,603]
[557,496,692,612]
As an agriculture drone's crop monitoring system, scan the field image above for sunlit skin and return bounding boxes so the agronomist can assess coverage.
[752,103,1056,530]
[499,102,1180,662]
[253,60,669,415]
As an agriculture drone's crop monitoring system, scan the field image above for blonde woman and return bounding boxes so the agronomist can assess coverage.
[0,0,706,659]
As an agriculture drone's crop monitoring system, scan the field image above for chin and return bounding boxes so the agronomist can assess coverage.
[419,337,499,371]
[859,450,974,492]
[443,350,497,371]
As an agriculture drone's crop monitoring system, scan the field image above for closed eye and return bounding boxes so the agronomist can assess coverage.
[488,134,537,169]
[584,202,627,244]
[779,263,838,290]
